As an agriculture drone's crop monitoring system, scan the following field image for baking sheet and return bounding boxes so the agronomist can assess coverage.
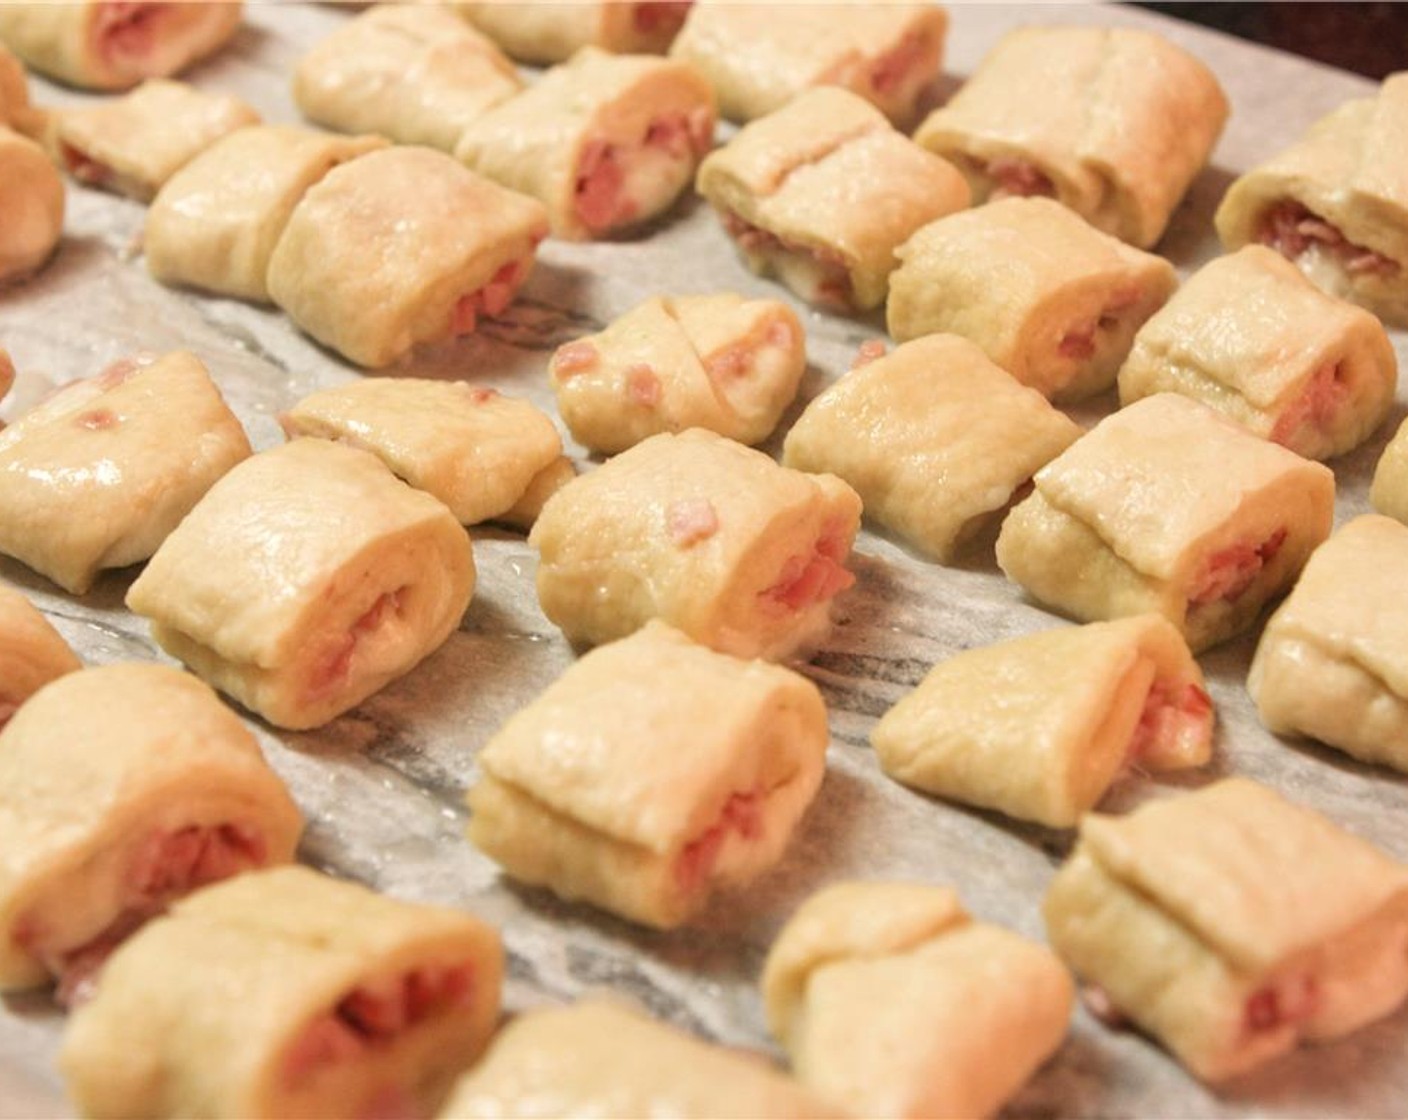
[2,4,1406,1117]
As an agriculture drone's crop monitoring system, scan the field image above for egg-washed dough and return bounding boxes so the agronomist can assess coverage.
[531,428,862,660]
[0,583,80,728]
[697,86,969,312]
[1120,245,1397,461]
[126,439,475,731]
[441,1000,838,1119]
[872,615,1213,828]
[1216,72,1408,327]
[1249,515,1408,773]
[455,47,715,241]
[549,293,805,453]
[888,197,1177,402]
[0,664,301,1002]
[1044,778,1408,1082]
[61,865,504,1120]
[280,379,564,527]
[782,334,1081,561]
[1371,414,1408,526]
[267,146,548,368]
[294,5,521,153]
[0,350,252,595]
[145,125,386,303]
[0,125,63,284]
[468,621,828,929]
[454,2,690,65]
[996,394,1334,653]
[0,1,243,92]
[915,25,1227,249]
[762,882,1073,1118]
[670,2,947,127]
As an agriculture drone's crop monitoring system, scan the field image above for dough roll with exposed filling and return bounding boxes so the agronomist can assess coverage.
[126,439,476,731]
[454,2,691,65]
[61,866,503,1119]
[0,125,63,284]
[0,584,80,729]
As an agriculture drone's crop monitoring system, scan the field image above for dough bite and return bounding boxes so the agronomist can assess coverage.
[1372,416,1408,525]
[0,125,63,284]
[0,664,301,1004]
[549,293,805,453]
[61,865,503,1120]
[0,350,252,594]
[126,439,476,731]
[454,2,691,65]
[531,428,862,660]
[782,334,1081,561]
[468,621,828,929]
[697,86,969,311]
[266,147,547,368]
[763,882,1073,1118]
[1044,778,1408,1081]
[0,584,80,729]
[0,43,29,126]
[996,394,1335,652]
[887,197,1177,402]
[915,25,1227,248]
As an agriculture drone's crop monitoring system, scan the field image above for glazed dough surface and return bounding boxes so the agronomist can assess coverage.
[455,2,685,64]
[0,125,64,284]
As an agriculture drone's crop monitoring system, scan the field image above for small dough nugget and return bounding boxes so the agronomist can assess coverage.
[0,584,80,728]
[997,394,1335,653]
[915,26,1228,249]
[0,125,64,284]
[531,428,862,660]
[697,86,969,311]
[294,5,521,153]
[267,147,547,368]
[455,2,691,65]
[1250,515,1408,773]
[280,379,565,528]
[146,125,386,303]
[0,351,252,595]
[1119,246,1397,461]
[1216,73,1408,327]
[549,293,805,453]
[1372,416,1408,526]
[468,621,828,929]
[763,882,1073,1118]
[455,48,715,241]
[0,664,301,1004]
[872,615,1213,828]
[127,439,475,731]
[61,865,504,1120]
[1044,778,1408,1081]
[0,2,243,92]
[888,197,1177,402]
[782,334,1081,561]
[441,1000,837,1119]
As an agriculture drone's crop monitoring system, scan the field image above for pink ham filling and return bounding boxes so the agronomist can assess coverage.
[1259,201,1401,277]
[719,210,853,308]
[1269,362,1348,446]
[674,789,763,893]
[867,30,930,98]
[1125,680,1213,764]
[626,362,661,405]
[703,318,796,382]
[985,157,1056,201]
[75,408,119,430]
[761,522,856,612]
[551,340,600,378]
[308,589,407,703]
[1057,287,1141,361]
[93,1,167,66]
[1187,528,1287,610]
[853,339,888,368]
[61,143,113,188]
[1244,973,1318,1035]
[632,1,692,38]
[574,110,711,234]
[450,260,524,337]
[666,497,718,547]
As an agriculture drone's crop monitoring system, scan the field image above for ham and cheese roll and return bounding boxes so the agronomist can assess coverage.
[915,26,1228,249]
[531,429,862,660]
[279,379,567,528]
[996,394,1335,653]
[0,664,301,1005]
[146,125,386,303]
[782,335,1081,561]
[0,125,63,284]
[1216,73,1408,327]
[1250,516,1408,773]
[441,1000,836,1119]
[455,48,715,241]
[0,1,243,92]
[0,585,80,729]
[454,2,691,65]
[62,866,503,1119]
[0,351,252,594]
[50,78,259,202]
[549,293,806,453]
[872,615,1213,828]
[670,3,946,127]
[763,883,1073,1118]
[1119,246,1397,460]
[126,439,476,731]
[267,147,547,368]
[469,621,828,929]
[294,5,521,153]
[697,87,969,312]
[1044,779,1408,1081]
[887,197,1178,402]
